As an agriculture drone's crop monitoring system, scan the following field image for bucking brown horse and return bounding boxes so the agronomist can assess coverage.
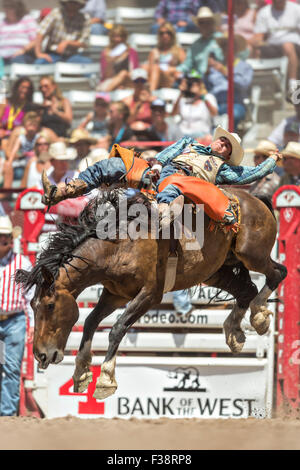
[15,187,287,400]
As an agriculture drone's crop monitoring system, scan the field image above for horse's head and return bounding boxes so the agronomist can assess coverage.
[32,266,79,369]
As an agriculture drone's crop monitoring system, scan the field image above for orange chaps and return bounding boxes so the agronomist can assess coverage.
[158,174,229,222]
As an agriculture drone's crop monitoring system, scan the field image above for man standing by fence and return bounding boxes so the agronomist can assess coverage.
[0,216,34,416]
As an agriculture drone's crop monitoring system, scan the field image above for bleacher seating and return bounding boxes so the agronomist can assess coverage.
[113,7,156,34]
[87,35,109,62]
[54,62,100,92]
[9,63,56,84]
[128,34,157,63]
[246,57,289,111]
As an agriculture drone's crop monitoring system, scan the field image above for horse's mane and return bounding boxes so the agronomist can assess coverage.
[15,187,152,292]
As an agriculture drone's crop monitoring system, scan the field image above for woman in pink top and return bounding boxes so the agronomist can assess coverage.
[0,0,37,64]
[0,77,34,141]
[97,24,139,92]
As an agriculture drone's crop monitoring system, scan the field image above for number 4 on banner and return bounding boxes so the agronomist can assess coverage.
[59,366,105,415]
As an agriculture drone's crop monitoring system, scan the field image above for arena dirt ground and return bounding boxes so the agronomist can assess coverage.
[0,416,300,450]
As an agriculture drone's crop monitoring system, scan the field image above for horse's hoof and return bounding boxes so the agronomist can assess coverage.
[250,306,272,336]
[73,371,93,393]
[226,329,246,354]
[93,385,117,400]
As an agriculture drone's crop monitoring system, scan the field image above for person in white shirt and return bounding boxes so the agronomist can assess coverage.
[252,0,300,99]
[0,215,34,416]
[172,72,218,138]
[46,141,78,186]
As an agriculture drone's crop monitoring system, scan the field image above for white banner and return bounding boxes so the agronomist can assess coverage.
[36,357,269,420]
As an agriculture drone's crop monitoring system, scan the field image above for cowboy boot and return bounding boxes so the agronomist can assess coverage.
[42,170,88,206]
[158,195,184,230]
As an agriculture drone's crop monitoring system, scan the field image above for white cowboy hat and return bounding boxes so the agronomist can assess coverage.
[254,140,277,156]
[213,126,244,166]
[0,216,13,235]
[78,148,109,172]
[69,128,98,146]
[192,6,217,24]
[282,141,300,160]
[49,142,77,161]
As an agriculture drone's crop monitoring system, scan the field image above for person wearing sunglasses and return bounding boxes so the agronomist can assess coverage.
[146,22,186,93]
[278,141,300,187]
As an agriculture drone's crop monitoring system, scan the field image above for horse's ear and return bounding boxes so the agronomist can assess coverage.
[41,266,55,289]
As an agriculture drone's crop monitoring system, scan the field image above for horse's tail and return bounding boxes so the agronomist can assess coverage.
[254,194,276,219]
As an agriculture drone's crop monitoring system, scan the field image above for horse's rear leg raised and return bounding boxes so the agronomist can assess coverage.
[249,259,287,335]
[234,221,287,337]
[205,263,258,353]
[93,286,163,399]
[73,288,127,393]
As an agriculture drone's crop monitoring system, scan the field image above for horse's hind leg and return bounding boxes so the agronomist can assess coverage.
[249,259,287,335]
[205,262,258,353]
[73,288,127,393]
[93,286,163,399]
[233,223,287,336]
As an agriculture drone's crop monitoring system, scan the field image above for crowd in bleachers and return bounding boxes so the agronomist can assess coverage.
[0,0,299,200]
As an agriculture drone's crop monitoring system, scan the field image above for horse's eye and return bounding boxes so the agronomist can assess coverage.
[47,303,55,311]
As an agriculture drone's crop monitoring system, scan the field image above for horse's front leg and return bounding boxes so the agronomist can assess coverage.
[93,286,163,399]
[73,288,127,393]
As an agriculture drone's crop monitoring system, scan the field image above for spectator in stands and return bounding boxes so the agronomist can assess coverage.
[252,0,300,101]
[108,101,134,150]
[146,22,186,93]
[206,35,253,130]
[0,77,34,140]
[248,140,280,199]
[33,0,92,65]
[97,24,139,92]
[3,112,57,188]
[0,215,34,416]
[123,69,155,132]
[206,0,227,13]
[221,0,256,55]
[38,76,73,138]
[69,128,98,169]
[82,0,108,36]
[78,92,110,141]
[77,147,109,173]
[268,102,300,149]
[175,7,223,79]
[279,141,300,186]
[151,0,201,34]
[147,99,181,142]
[21,134,52,188]
[132,99,181,151]
[47,141,78,185]
[0,0,38,65]
[172,71,218,138]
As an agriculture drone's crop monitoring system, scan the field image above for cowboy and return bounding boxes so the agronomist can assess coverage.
[42,126,282,229]
[0,216,34,416]
[248,140,280,199]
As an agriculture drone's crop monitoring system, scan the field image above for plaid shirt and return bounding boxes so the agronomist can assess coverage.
[156,137,277,185]
[38,6,91,55]
[155,0,201,23]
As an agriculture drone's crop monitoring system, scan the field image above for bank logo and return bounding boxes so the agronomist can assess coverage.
[163,367,207,392]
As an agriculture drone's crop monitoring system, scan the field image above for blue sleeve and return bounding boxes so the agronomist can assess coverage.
[156,136,196,166]
[216,158,277,185]
[78,158,126,191]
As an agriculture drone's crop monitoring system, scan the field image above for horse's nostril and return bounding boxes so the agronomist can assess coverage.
[52,351,58,363]
[39,353,47,364]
